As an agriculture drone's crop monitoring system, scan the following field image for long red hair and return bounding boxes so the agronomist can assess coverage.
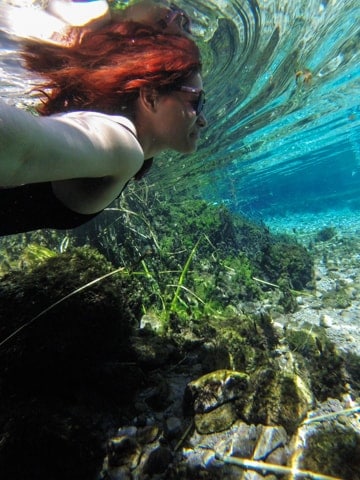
[22,20,202,116]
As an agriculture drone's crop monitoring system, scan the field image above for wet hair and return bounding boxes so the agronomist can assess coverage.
[22,19,202,116]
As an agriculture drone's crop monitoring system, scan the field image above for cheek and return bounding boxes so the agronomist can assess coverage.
[162,98,194,124]
[162,109,191,138]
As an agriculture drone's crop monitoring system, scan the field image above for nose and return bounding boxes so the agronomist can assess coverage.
[197,111,207,127]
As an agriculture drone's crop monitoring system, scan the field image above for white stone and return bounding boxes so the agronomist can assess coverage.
[319,313,333,328]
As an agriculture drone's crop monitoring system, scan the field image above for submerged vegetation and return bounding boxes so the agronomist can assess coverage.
[80,188,314,322]
[0,188,314,330]
[0,188,358,479]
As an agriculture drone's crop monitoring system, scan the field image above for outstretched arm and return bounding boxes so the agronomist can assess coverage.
[0,101,144,187]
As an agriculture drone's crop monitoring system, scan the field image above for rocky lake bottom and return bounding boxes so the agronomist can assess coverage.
[1,206,360,480]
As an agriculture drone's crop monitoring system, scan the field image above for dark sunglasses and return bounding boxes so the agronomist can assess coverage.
[176,86,206,116]
[158,3,192,34]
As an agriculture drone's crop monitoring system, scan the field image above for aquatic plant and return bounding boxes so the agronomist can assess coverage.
[169,237,201,316]
[0,189,316,343]
[315,226,337,242]
[260,240,314,291]
[20,243,57,266]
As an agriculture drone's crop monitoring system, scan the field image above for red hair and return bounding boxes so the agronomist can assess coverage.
[22,20,202,116]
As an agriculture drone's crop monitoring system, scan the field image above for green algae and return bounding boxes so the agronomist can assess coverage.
[301,424,360,480]
[321,287,352,309]
[0,195,314,328]
[286,326,347,401]
[260,240,314,291]
[0,246,146,480]
[315,226,337,242]
[0,246,143,383]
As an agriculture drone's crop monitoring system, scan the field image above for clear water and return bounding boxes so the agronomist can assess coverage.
[1,0,360,232]
[1,3,360,477]
[158,0,360,232]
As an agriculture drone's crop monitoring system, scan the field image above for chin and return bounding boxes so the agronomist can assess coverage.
[184,139,199,154]
[173,136,199,154]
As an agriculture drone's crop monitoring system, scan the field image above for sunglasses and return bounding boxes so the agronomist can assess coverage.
[158,3,192,34]
[176,86,206,116]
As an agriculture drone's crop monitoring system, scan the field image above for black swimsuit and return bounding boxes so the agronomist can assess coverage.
[0,158,153,236]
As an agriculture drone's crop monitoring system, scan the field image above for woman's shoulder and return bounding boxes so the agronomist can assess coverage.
[53,110,137,136]
[52,110,143,164]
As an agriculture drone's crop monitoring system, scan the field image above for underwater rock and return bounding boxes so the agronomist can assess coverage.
[174,420,291,480]
[130,333,177,368]
[253,425,288,463]
[139,371,172,411]
[285,327,347,401]
[183,369,249,415]
[164,416,182,439]
[104,466,132,480]
[106,435,141,469]
[194,402,238,434]
[135,425,160,444]
[139,313,163,332]
[319,313,333,328]
[242,359,313,434]
[299,422,360,480]
[142,446,173,475]
[321,287,352,309]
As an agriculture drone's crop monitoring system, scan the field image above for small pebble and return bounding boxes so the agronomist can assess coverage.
[319,313,333,328]
[164,416,182,439]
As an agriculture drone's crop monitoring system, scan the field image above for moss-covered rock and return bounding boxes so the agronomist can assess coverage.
[242,361,314,434]
[0,246,145,480]
[211,314,280,373]
[321,287,352,309]
[184,369,249,415]
[300,423,360,480]
[315,226,337,242]
[285,327,347,401]
[260,241,313,290]
[0,246,143,390]
[194,402,238,434]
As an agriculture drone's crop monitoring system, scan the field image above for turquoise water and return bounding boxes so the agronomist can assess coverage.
[151,0,360,229]
[1,4,360,478]
[1,0,360,230]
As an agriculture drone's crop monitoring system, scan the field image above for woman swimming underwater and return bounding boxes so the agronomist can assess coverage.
[0,0,207,236]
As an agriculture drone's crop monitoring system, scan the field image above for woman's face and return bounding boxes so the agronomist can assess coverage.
[155,73,207,154]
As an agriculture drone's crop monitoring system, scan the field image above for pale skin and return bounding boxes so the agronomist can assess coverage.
[0,72,207,215]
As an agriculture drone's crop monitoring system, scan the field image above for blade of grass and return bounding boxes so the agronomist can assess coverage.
[0,266,127,348]
[169,237,201,314]
[141,259,166,312]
